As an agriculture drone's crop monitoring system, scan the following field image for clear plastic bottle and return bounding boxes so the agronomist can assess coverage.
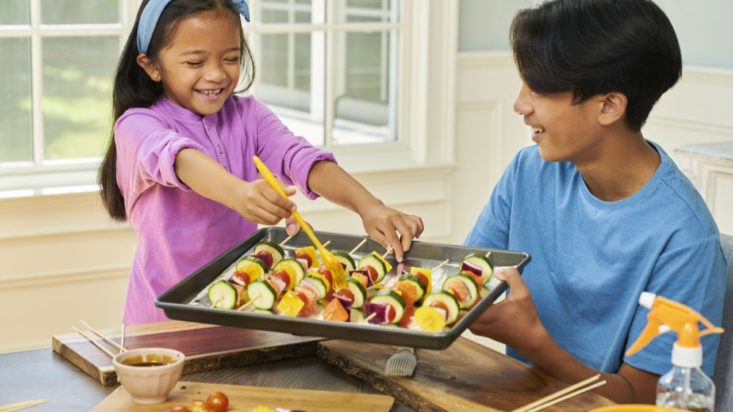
[626,292,724,412]
[656,364,715,412]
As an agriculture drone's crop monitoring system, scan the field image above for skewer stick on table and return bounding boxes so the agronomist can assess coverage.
[79,320,126,353]
[72,326,116,358]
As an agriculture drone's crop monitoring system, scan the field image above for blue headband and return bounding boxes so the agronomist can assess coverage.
[136,0,250,54]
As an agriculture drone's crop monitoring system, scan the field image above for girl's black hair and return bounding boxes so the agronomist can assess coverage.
[99,0,255,220]
[510,0,681,131]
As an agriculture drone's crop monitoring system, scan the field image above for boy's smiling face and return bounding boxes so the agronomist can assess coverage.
[514,82,605,164]
[141,11,242,116]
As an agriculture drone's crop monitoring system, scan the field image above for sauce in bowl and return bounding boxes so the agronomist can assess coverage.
[121,353,176,367]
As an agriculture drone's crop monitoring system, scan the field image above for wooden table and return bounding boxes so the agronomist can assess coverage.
[1,322,615,411]
[0,349,413,411]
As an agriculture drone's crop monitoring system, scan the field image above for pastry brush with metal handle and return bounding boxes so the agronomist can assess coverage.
[252,156,348,290]
[384,347,416,377]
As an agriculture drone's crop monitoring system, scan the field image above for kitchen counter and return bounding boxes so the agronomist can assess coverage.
[676,141,733,163]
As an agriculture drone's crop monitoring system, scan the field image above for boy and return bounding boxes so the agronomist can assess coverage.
[465,0,727,404]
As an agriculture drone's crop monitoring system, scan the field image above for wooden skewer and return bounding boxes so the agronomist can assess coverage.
[512,374,605,412]
[80,320,126,353]
[120,323,125,351]
[382,248,393,259]
[0,399,48,412]
[72,326,116,358]
[527,380,607,412]
[349,238,367,255]
[279,233,295,246]
[237,295,262,311]
[432,258,450,271]
[362,312,378,324]
[322,240,331,248]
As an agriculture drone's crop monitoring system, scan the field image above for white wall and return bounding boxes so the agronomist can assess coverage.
[458,0,733,71]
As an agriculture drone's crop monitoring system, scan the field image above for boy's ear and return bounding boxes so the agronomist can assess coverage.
[136,53,162,82]
[598,92,627,126]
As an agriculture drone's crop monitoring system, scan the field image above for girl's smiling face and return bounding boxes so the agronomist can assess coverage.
[140,11,242,116]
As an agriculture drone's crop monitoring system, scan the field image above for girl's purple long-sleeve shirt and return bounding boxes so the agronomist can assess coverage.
[114,96,335,324]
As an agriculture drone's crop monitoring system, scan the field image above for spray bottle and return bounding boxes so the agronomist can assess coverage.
[626,292,724,411]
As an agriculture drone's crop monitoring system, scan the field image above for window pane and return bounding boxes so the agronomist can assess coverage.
[0,0,30,25]
[42,36,117,160]
[0,37,33,163]
[338,0,399,24]
[347,0,388,9]
[41,0,119,24]
[332,29,397,144]
[255,0,312,24]
[260,33,289,87]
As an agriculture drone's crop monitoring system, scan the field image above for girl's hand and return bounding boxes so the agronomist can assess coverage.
[468,267,550,355]
[233,179,297,225]
[360,204,424,262]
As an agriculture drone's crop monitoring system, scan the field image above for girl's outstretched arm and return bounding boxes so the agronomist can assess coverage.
[174,148,296,225]
[306,160,424,262]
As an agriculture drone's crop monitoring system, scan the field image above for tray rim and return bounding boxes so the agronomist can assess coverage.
[156,227,531,350]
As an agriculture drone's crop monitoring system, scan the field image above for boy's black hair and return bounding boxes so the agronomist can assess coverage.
[99,0,255,220]
[510,0,681,131]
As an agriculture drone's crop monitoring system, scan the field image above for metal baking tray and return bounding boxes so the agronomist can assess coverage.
[156,227,530,349]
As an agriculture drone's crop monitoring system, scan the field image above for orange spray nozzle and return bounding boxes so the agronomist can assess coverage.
[626,292,724,357]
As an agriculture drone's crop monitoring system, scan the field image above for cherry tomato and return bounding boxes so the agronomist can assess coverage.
[295,252,313,268]
[170,406,191,412]
[206,391,229,412]
[230,271,251,287]
[319,265,333,286]
[271,269,291,289]
[334,288,355,304]
[364,265,379,283]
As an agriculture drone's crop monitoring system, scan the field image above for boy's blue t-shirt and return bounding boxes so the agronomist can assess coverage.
[465,142,726,376]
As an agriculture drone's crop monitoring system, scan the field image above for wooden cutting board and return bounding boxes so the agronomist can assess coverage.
[317,338,615,412]
[93,381,394,411]
[53,320,321,386]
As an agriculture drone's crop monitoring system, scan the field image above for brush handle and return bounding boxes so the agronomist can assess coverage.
[252,156,327,252]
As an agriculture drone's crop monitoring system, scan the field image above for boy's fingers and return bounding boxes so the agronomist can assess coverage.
[495,267,528,298]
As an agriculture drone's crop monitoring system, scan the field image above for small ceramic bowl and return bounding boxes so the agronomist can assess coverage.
[112,347,185,404]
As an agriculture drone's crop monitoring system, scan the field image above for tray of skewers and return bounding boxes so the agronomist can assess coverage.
[156,227,530,349]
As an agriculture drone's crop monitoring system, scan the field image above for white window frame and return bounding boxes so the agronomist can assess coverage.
[247,0,457,170]
[0,0,457,195]
[0,0,139,195]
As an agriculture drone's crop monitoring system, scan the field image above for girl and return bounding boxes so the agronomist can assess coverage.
[99,0,424,325]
